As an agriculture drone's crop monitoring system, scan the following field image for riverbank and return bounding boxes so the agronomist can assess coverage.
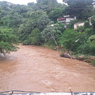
[41,43,95,66]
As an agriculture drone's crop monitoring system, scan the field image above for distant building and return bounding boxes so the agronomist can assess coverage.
[57,15,76,24]
[74,16,93,29]
[74,22,84,29]
[88,16,92,25]
[92,2,95,8]
[63,2,68,6]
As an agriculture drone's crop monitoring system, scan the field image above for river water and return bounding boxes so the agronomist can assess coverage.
[0,44,95,92]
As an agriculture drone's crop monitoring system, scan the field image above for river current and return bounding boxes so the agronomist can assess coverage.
[0,44,95,92]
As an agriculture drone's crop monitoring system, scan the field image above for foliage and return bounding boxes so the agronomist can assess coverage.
[84,28,92,37]
[18,10,46,41]
[0,0,95,56]
[57,21,65,33]
[37,14,50,31]
[64,0,93,19]
[84,21,90,28]
[0,28,18,54]
[75,26,84,32]
[89,35,95,47]
[37,0,58,14]
[59,28,79,51]
[23,28,42,45]
[49,4,66,22]
[37,0,57,5]
[63,0,93,5]
[91,16,95,30]
[92,59,95,65]
[67,20,77,29]
[41,23,62,46]
[76,43,91,54]
[81,5,94,19]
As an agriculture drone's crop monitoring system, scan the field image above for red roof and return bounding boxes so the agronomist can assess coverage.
[57,18,65,21]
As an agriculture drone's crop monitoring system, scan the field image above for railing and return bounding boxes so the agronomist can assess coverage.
[0,90,95,95]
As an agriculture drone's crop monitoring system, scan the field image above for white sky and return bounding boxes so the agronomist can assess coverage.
[0,0,63,5]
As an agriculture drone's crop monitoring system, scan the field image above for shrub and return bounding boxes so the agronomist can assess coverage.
[92,59,95,65]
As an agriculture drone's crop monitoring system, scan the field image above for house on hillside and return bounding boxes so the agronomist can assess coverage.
[74,22,85,29]
[57,15,76,24]
[63,2,68,6]
[92,2,95,8]
[74,15,94,29]
[74,16,93,29]
[88,16,92,25]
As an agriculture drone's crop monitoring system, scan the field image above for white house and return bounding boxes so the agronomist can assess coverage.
[88,16,92,25]
[74,22,85,29]
[92,2,95,8]
[66,16,76,24]
[57,15,76,24]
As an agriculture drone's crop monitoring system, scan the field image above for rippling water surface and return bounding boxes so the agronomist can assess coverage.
[0,44,95,92]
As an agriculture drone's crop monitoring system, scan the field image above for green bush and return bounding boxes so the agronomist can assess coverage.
[92,59,95,65]
[84,21,90,28]
[76,44,91,54]
[22,40,30,45]
[59,28,79,51]
[0,28,19,54]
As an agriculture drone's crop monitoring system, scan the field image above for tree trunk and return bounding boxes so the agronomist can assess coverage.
[52,33,59,51]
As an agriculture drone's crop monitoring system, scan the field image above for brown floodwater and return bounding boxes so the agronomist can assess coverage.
[0,44,95,92]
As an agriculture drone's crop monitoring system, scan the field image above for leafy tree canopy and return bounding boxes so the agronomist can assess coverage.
[0,28,18,54]
[49,5,66,22]
[64,0,93,19]
[89,35,95,47]
[59,28,79,50]
[23,28,42,45]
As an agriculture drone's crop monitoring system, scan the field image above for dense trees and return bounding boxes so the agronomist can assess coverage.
[59,29,79,51]
[0,6,19,54]
[0,28,18,54]
[49,4,66,22]
[37,14,50,31]
[23,28,42,45]
[41,22,62,46]
[64,0,93,19]
[36,0,58,14]
[63,0,93,5]
[0,0,95,56]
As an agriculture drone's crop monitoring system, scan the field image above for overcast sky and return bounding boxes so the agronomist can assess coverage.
[0,0,63,5]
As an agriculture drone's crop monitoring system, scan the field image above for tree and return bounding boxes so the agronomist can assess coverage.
[59,28,79,51]
[67,20,77,29]
[63,0,93,6]
[0,28,18,54]
[37,0,58,14]
[41,23,61,46]
[84,21,90,28]
[89,35,95,47]
[49,5,66,22]
[91,16,95,30]
[18,10,46,42]
[37,14,50,31]
[89,35,95,55]
[81,5,93,19]
[37,0,57,5]
[0,8,19,54]
[64,0,93,19]
[23,28,42,45]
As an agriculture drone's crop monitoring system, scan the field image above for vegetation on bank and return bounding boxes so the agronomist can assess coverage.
[0,0,95,65]
[0,19,18,54]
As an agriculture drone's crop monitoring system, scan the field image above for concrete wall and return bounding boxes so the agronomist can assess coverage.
[66,16,76,24]
[74,22,84,29]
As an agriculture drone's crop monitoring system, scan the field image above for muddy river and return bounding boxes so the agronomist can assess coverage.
[0,44,95,92]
